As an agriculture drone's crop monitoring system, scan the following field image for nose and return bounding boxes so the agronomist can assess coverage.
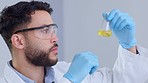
[50,33,58,43]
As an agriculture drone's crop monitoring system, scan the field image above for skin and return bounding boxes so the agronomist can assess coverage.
[10,10,58,83]
[127,46,137,54]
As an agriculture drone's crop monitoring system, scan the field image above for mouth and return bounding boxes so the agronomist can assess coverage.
[51,46,58,55]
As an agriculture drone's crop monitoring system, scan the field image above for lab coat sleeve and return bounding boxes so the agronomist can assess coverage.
[112,45,148,83]
[53,61,72,83]
[86,45,148,83]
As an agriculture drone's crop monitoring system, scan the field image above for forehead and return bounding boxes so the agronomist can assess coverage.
[27,10,53,28]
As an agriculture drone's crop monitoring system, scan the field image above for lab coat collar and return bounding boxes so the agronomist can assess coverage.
[3,62,25,83]
[3,61,55,83]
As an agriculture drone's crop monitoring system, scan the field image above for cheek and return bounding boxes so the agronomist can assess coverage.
[25,35,53,50]
[25,39,40,50]
[37,40,53,50]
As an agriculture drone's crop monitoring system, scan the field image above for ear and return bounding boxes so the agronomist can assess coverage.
[11,34,25,49]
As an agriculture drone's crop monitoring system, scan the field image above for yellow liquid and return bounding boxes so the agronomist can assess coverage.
[98,30,112,37]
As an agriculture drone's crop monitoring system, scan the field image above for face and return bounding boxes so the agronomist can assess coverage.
[24,10,58,67]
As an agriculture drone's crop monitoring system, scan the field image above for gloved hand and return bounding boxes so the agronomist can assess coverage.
[64,51,99,83]
[102,9,136,48]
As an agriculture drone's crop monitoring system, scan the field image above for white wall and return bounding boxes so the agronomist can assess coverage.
[0,0,148,78]
[0,35,11,77]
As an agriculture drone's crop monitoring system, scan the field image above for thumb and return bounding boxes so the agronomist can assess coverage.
[89,66,99,74]
[102,12,109,21]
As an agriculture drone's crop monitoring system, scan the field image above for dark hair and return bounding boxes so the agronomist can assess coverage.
[0,1,53,50]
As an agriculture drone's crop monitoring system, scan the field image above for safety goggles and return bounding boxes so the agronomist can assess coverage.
[14,24,58,39]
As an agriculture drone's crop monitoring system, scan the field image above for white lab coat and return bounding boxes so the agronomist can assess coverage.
[0,45,148,83]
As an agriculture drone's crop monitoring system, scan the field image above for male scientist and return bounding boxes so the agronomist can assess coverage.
[0,1,148,83]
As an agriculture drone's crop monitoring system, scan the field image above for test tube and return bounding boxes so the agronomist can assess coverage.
[98,22,112,37]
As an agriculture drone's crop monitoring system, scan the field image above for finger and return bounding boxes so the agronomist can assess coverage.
[108,9,120,21]
[114,16,123,30]
[118,19,128,30]
[126,18,135,30]
[110,11,121,30]
[86,54,98,62]
[115,14,127,30]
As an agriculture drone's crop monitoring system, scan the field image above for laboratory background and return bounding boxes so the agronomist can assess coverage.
[0,0,148,76]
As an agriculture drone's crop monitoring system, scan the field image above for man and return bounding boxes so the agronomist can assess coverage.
[0,1,148,83]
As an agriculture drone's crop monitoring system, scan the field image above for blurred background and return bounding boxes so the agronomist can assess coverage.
[0,0,148,77]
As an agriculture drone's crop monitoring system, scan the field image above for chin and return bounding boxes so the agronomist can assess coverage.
[50,58,58,66]
[47,52,58,66]
[49,52,58,59]
[50,54,58,61]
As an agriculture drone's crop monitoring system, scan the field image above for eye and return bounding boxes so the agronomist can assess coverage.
[40,27,49,34]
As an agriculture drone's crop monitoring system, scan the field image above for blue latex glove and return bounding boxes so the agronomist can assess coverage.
[64,51,99,83]
[102,9,136,48]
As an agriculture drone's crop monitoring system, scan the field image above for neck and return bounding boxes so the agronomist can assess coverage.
[12,53,45,83]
